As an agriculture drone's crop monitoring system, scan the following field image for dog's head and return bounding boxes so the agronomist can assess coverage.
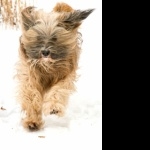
[19,3,94,70]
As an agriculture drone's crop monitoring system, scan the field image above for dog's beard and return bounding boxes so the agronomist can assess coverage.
[27,57,57,73]
[41,57,54,62]
[40,54,56,63]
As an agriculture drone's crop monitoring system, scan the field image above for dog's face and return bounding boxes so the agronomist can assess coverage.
[20,6,94,63]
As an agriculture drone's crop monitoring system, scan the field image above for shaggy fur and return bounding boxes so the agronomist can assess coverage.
[16,2,94,131]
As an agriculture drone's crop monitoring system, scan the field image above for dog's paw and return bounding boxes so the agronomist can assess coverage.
[50,109,59,114]
[28,122,39,131]
[43,101,65,116]
[23,120,43,131]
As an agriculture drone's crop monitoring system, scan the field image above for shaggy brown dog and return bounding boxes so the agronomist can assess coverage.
[16,2,94,131]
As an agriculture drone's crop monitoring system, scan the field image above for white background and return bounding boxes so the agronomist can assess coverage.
[0,0,102,149]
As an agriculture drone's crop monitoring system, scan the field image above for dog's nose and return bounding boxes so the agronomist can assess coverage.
[41,50,50,56]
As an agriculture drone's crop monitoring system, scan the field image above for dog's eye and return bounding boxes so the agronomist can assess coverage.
[51,37,57,42]
[31,45,43,48]
[37,45,43,48]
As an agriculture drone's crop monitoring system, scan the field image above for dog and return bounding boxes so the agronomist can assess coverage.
[16,2,94,131]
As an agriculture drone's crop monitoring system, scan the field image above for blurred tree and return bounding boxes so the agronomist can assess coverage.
[0,0,36,29]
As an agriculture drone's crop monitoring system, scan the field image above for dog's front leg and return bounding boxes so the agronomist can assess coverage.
[43,74,76,117]
[20,84,43,131]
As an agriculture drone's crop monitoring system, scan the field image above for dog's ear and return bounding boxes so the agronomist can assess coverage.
[21,6,36,31]
[58,9,95,30]
[53,2,74,12]
[19,36,28,60]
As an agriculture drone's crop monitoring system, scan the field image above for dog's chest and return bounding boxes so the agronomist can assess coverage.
[37,72,66,91]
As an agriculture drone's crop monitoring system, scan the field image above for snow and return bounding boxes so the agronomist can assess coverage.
[0,1,102,149]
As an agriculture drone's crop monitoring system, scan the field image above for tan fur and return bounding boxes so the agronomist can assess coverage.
[53,2,74,12]
[16,3,94,131]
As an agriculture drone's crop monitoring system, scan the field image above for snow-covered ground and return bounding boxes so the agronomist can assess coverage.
[0,1,102,149]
